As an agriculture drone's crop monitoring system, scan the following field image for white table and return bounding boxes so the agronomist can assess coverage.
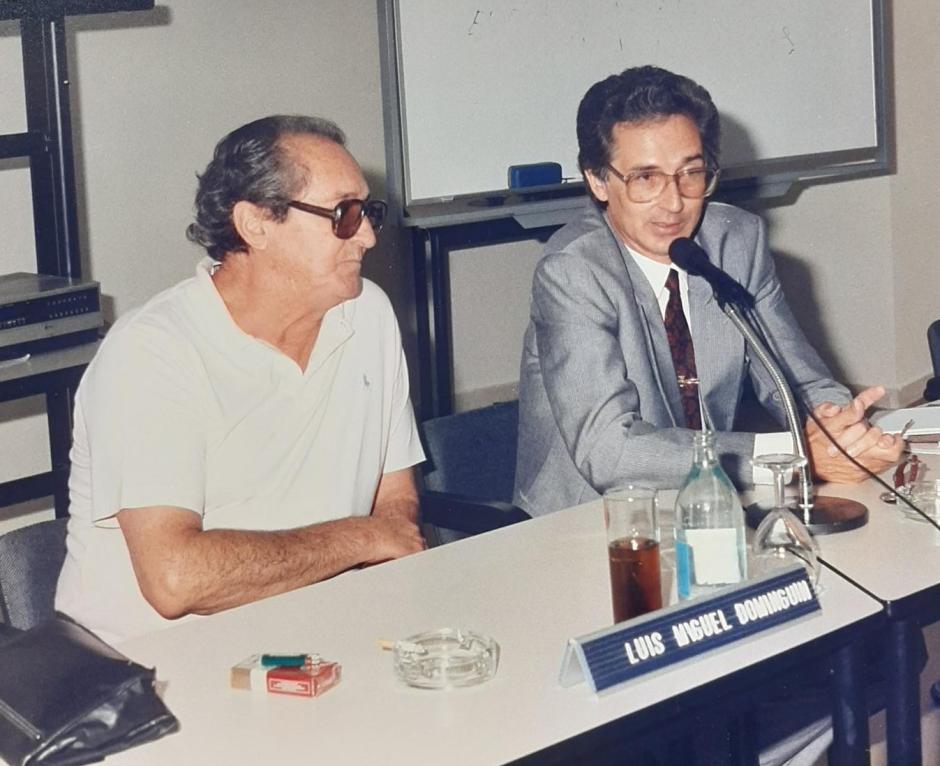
[811,454,940,766]
[109,500,883,765]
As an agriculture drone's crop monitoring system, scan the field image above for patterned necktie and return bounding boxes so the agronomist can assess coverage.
[663,269,702,429]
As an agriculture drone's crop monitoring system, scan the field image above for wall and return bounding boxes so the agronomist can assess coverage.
[888,1,940,399]
[1,1,937,532]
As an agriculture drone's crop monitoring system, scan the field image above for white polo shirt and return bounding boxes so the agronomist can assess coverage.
[56,258,424,642]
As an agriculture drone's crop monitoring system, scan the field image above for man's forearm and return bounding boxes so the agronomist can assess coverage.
[185,518,380,614]
[589,424,756,491]
[121,469,425,621]
[124,513,382,619]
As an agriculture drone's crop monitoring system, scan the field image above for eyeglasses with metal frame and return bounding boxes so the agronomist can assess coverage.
[287,198,388,239]
[604,165,720,204]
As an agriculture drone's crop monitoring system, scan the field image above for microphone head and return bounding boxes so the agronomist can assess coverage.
[668,237,708,275]
[668,236,756,309]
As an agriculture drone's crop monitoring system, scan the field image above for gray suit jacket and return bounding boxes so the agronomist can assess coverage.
[513,200,850,517]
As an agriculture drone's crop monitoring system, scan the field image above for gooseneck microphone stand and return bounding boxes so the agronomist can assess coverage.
[718,301,868,534]
[668,237,867,534]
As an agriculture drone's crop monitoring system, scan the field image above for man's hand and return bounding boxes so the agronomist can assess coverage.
[361,514,426,565]
[362,467,425,564]
[806,385,904,483]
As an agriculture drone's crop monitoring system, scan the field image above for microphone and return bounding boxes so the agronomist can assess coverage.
[667,237,868,534]
[668,238,755,309]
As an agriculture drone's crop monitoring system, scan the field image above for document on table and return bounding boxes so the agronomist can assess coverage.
[871,405,940,437]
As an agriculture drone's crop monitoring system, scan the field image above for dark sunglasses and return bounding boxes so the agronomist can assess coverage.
[287,198,387,239]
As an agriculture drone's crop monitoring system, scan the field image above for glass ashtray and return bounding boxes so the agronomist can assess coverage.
[392,628,499,689]
[902,480,940,523]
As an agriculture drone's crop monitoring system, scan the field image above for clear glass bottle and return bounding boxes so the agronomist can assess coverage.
[674,431,747,600]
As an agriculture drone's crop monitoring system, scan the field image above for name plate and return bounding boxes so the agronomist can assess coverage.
[559,565,819,695]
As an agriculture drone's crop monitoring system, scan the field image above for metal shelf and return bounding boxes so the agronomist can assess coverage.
[0,0,153,516]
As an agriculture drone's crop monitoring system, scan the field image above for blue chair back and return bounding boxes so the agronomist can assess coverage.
[926,320,940,401]
[421,400,518,503]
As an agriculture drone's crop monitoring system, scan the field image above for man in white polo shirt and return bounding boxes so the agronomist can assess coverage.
[56,116,426,643]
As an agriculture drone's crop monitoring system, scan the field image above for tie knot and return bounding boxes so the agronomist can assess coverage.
[666,269,680,295]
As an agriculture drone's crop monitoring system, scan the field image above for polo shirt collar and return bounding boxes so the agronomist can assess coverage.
[194,257,354,374]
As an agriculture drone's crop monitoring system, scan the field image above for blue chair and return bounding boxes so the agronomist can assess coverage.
[419,401,530,543]
[0,517,68,632]
[925,320,940,401]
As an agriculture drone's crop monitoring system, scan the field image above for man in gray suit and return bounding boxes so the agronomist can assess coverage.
[515,66,903,517]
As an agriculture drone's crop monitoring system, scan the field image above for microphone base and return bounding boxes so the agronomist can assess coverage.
[745,495,868,535]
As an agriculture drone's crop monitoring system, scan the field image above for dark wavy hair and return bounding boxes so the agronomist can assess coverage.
[576,66,720,181]
[186,115,346,261]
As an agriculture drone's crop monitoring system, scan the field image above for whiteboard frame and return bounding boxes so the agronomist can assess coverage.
[378,0,889,229]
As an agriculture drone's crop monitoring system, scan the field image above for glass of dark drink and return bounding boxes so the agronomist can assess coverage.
[604,486,663,623]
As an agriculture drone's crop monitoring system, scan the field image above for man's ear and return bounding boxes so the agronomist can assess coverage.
[232,201,270,251]
[584,169,610,204]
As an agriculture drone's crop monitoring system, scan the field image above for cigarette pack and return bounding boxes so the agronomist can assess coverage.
[230,654,341,698]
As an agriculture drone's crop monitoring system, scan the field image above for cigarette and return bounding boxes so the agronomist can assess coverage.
[376,639,426,654]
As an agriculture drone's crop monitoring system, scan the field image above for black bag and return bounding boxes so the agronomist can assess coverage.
[0,618,179,766]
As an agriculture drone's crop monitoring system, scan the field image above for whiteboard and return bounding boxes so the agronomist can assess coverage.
[381,0,885,211]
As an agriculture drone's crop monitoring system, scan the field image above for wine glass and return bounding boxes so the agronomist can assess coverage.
[750,453,822,591]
